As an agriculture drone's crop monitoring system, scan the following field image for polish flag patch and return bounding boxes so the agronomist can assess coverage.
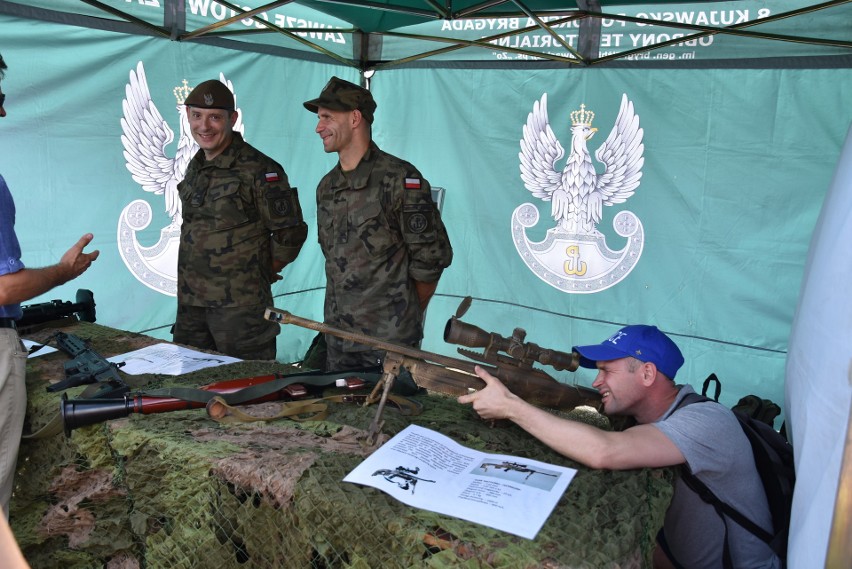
[404,178,421,189]
[265,172,280,183]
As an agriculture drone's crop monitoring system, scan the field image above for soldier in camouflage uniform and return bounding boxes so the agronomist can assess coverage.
[303,77,453,370]
[175,79,308,360]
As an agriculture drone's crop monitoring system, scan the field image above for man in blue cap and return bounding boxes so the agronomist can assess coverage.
[458,324,780,569]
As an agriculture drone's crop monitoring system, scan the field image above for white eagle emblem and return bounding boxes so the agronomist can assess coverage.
[512,93,647,294]
[519,93,644,235]
[116,61,244,296]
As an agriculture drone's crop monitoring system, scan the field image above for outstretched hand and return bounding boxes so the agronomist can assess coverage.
[457,365,520,421]
[0,233,100,306]
[60,233,100,282]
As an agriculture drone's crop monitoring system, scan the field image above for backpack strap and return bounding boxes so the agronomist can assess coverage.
[674,393,776,555]
[679,465,775,543]
[678,470,734,569]
[700,373,722,401]
[656,528,690,569]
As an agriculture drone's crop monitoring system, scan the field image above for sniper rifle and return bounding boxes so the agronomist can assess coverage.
[264,298,601,444]
[372,466,435,494]
[479,461,558,480]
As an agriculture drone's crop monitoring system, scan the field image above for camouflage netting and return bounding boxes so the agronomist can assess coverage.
[11,322,674,569]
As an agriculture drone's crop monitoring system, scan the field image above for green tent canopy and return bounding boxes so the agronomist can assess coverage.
[2,0,850,68]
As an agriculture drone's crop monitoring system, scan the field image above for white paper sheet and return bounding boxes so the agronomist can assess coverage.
[23,339,58,358]
[106,343,241,375]
[344,424,576,539]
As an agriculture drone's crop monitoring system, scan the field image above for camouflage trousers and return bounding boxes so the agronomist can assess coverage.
[173,302,279,361]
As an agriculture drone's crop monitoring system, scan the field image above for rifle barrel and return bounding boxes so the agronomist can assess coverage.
[264,308,487,375]
[263,308,602,410]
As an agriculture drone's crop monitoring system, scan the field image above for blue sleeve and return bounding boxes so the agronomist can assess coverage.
[0,174,25,277]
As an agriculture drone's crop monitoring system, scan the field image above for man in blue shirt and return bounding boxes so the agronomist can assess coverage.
[0,53,100,517]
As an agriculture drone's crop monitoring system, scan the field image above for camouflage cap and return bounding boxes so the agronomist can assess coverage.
[184,79,234,111]
[303,76,376,123]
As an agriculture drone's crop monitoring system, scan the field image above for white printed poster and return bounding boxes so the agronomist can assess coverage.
[344,424,577,539]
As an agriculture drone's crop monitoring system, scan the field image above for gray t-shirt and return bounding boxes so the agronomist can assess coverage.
[653,385,781,569]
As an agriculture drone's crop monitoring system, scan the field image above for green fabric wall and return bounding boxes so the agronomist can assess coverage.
[368,66,851,412]
[2,12,851,416]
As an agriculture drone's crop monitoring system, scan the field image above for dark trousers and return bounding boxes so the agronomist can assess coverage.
[174,303,278,361]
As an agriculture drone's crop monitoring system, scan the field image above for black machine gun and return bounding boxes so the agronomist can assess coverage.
[19,289,96,333]
[45,331,128,399]
[264,297,601,444]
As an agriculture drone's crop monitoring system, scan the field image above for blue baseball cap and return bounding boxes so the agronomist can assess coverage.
[572,325,685,380]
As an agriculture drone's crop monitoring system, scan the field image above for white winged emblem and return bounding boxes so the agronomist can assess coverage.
[512,93,646,294]
[117,61,244,296]
[519,93,644,235]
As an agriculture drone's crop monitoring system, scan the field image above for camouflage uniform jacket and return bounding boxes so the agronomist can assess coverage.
[177,133,308,308]
[316,142,453,353]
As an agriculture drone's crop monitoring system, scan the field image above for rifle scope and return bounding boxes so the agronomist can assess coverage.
[443,318,579,372]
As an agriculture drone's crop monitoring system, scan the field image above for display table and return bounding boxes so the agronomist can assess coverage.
[10,322,673,569]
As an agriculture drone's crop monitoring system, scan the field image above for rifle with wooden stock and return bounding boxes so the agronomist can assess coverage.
[264,297,601,444]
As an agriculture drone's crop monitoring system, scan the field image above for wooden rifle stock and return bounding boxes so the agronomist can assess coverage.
[263,308,601,411]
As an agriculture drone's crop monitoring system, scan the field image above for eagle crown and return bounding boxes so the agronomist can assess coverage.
[570,104,594,127]
[173,79,193,105]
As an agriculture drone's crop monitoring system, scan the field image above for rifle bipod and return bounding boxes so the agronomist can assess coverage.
[364,352,406,445]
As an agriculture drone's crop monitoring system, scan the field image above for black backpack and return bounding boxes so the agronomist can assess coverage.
[674,375,794,569]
